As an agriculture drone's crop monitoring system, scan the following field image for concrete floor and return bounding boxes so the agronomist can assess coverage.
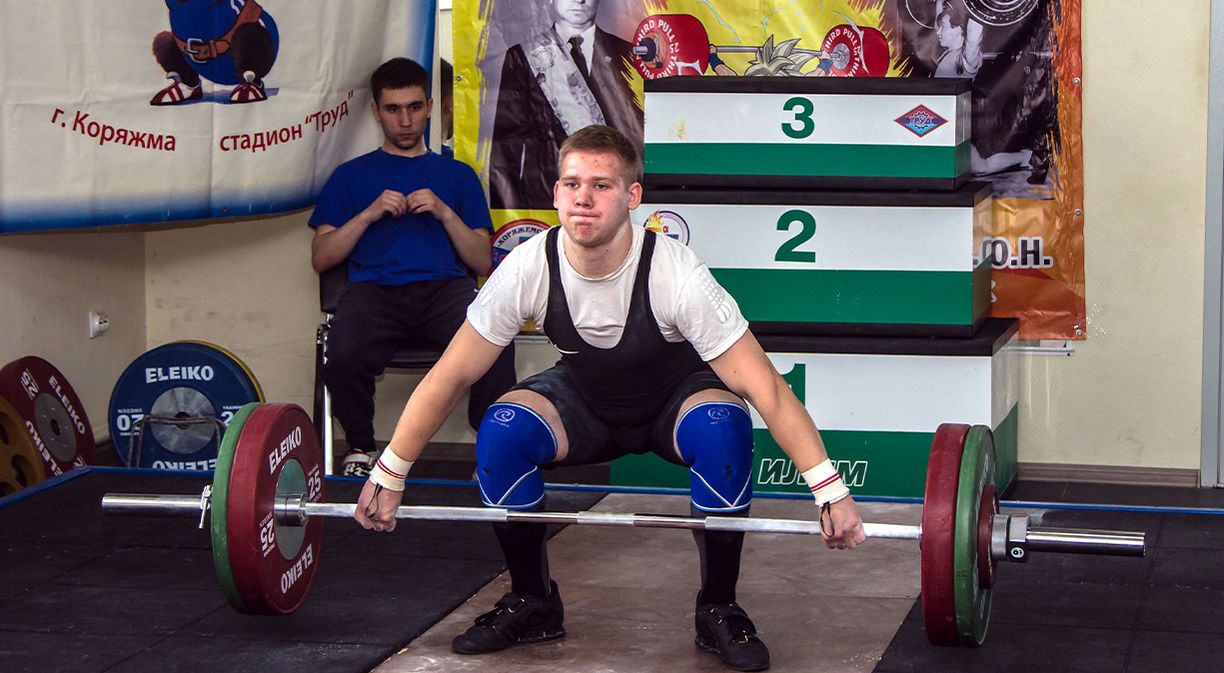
[372,493,924,673]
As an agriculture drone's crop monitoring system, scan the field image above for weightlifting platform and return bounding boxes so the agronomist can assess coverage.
[2,468,1223,673]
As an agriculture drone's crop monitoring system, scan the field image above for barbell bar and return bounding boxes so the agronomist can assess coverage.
[101,490,1145,558]
[630,14,890,79]
[98,402,1147,648]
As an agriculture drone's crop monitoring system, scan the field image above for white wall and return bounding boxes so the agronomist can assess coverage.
[1016,2,1210,469]
[0,229,146,441]
[144,212,320,412]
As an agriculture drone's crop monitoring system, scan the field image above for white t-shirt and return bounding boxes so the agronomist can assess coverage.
[468,226,749,362]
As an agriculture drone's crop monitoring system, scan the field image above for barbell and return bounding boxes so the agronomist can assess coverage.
[631,14,890,79]
[100,402,1145,647]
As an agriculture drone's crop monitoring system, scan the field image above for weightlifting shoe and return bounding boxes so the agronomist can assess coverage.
[452,581,565,654]
[340,450,373,478]
[695,601,770,671]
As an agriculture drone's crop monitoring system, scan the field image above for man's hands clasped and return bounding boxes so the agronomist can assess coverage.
[362,188,455,224]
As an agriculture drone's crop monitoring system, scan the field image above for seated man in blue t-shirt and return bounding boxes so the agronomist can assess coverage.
[309,57,516,476]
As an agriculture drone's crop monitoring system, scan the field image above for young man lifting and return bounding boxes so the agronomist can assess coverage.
[355,124,865,672]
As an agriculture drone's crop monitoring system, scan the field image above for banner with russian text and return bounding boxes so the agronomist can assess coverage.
[0,0,435,234]
[455,0,1085,340]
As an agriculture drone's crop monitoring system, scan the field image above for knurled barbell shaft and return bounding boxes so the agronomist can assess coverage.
[101,492,921,539]
[100,491,1147,558]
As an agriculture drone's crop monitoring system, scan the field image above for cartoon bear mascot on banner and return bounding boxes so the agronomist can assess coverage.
[150,0,279,105]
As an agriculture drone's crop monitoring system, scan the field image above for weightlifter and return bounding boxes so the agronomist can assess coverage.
[355,124,866,672]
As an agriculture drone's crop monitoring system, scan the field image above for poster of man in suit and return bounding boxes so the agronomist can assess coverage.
[485,0,644,211]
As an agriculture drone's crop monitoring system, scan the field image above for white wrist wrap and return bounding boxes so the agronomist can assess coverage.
[801,460,850,506]
[369,450,413,492]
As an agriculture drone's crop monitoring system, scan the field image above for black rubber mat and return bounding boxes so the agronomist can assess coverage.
[874,487,1224,673]
[0,469,602,673]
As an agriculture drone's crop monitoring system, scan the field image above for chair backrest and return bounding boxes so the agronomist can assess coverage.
[319,263,349,315]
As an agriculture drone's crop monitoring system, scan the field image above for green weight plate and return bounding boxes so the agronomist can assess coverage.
[210,401,261,612]
[953,424,995,646]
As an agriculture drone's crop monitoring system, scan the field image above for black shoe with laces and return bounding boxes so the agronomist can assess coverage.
[451,581,565,654]
[695,601,770,671]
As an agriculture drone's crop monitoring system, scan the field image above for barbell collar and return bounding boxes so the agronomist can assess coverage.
[991,515,1007,561]
[1006,512,1030,562]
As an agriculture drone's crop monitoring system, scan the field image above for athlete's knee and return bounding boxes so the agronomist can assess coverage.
[475,402,558,509]
[676,402,754,513]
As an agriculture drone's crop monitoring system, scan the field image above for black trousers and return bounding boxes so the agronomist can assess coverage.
[323,277,517,452]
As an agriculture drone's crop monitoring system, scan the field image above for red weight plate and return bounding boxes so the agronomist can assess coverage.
[921,422,969,646]
[821,24,891,77]
[0,357,96,477]
[633,14,710,79]
[977,485,998,589]
[821,25,862,77]
[858,27,891,77]
[224,403,324,615]
[210,402,262,612]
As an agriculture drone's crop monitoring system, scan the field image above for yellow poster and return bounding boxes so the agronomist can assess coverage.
[455,0,1085,340]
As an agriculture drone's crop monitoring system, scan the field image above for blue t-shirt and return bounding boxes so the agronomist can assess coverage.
[309,149,493,285]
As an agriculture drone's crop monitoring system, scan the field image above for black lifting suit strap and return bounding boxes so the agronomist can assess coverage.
[540,227,707,426]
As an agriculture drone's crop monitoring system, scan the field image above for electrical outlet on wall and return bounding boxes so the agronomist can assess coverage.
[89,311,109,338]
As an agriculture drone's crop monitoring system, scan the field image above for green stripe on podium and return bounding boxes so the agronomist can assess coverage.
[608,430,932,498]
[645,141,971,178]
[712,267,981,326]
[608,406,1019,499]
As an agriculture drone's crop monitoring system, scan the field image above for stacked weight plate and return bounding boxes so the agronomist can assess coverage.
[615,75,1019,499]
[0,356,96,494]
[109,341,264,471]
[212,402,323,614]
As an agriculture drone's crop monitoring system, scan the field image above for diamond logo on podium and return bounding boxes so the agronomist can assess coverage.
[895,105,947,138]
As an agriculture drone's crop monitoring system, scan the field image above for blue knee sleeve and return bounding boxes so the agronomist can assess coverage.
[475,403,557,510]
[676,402,754,513]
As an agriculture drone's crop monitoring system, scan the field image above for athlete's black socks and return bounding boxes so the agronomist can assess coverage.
[493,518,552,599]
[692,504,748,605]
